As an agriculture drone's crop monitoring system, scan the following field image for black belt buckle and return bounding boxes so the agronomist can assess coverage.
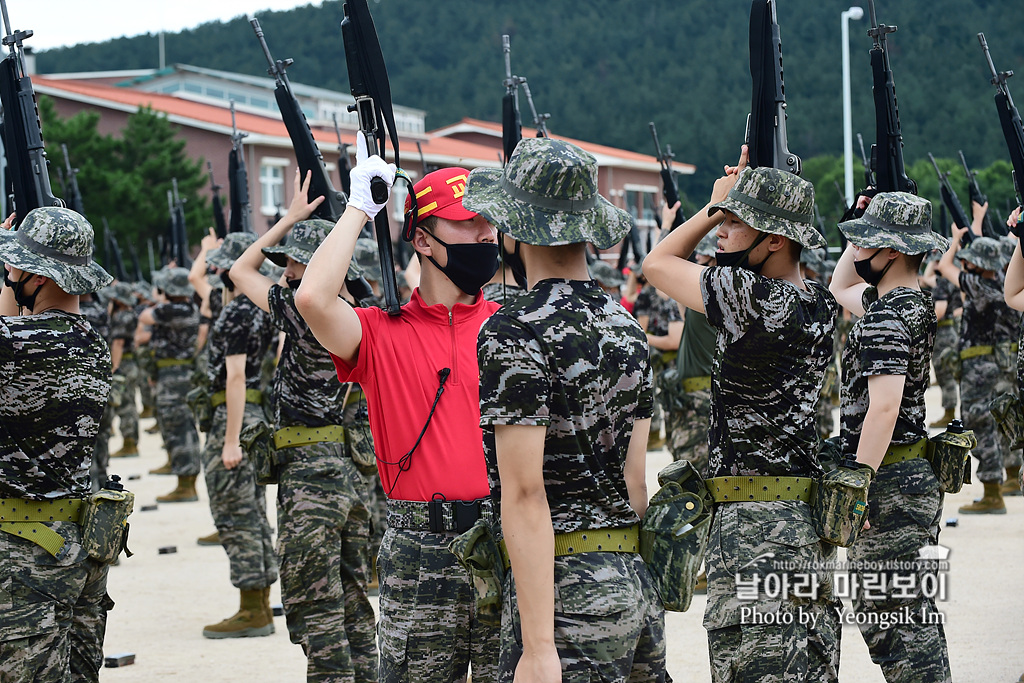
[428,496,446,533]
[454,500,480,534]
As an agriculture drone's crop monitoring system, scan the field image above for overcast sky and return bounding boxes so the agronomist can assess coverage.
[6,0,322,51]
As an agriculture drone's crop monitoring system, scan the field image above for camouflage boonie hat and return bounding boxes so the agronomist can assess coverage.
[695,232,718,258]
[708,167,825,250]
[262,219,334,267]
[108,281,136,306]
[462,138,634,249]
[999,235,1017,268]
[0,207,112,295]
[207,232,257,270]
[589,260,625,288]
[260,260,284,282]
[354,238,382,281]
[957,236,1004,273]
[839,192,948,255]
[133,280,151,300]
[161,267,193,297]
[800,247,828,274]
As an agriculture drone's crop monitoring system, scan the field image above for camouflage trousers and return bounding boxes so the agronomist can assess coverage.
[377,526,500,683]
[500,552,669,683]
[90,401,115,492]
[345,417,386,562]
[847,458,950,683]
[277,440,377,683]
[960,356,1012,483]
[932,325,959,412]
[704,501,841,683]
[203,403,278,590]
[156,364,201,476]
[113,358,140,442]
[665,388,711,477]
[0,521,112,683]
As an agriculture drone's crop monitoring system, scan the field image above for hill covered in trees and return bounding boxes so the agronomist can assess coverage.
[37,0,1024,227]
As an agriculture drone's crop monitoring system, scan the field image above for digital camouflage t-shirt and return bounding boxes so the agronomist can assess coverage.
[207,294,274,393]
[700,267,837,479]
[840,287,935,456]
[150,300,199,361]
[479,279,652,535]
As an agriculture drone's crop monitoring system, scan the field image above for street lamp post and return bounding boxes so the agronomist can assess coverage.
[842,6,864,208]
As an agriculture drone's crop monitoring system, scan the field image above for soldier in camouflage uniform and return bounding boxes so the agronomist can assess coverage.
[802,248,840,437]
[298,153,501,683]
[108,282,140,458]
[832,193,952,682]
[937,228,1017,513]
[231,169,377,681]
[465,136,667,682]
[132,280,157,420]
[929,273,960,426]
[80,289,113,491]
[645,151,841,682]
[589,258,625,297]
[0,206,115,682]
[138,268,201,499]
[635,280,684,451]
[482,235,527,305]
[196,232,279,639]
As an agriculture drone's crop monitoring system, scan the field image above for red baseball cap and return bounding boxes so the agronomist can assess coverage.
[405,167,478,222]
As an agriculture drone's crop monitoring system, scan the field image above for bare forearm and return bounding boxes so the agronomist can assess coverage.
[855,401,900,472]
[224,368,246,448]
[502,490,556,652]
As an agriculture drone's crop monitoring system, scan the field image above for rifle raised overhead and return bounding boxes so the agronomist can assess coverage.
[745,0,800,175]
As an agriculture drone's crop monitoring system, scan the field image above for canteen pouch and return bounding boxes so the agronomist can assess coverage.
[344,424,379,475]
[108,374,126,409]
[80,488,135,565]
[813,465,871,548]
[989,392,1024,451]
[656,367,693,414]
[935,344,961,383]
[639,459,713,612]
[240,420,278,485]
[926,425,977,494]
[186,385,213,433]
[448,517,504,627]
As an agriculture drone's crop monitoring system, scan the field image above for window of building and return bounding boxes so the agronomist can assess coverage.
[259,159,288,214]
[183,81,202,94]
[624,186,659,229]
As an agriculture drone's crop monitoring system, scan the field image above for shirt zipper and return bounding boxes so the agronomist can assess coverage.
[448,309,458,384]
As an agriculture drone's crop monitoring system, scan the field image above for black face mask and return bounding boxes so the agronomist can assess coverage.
[4,271,41,312]
[715,232,770,274]
[502,240,528,289]
[425,231,500,296]
[854,249,894,287]
[219,271,235,292]
[286,278,302,290]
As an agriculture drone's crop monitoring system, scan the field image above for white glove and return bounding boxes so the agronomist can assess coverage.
[348,133,396,220]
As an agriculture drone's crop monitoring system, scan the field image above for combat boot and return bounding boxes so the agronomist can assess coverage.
[139,406,155,419]
[262,587,276,634]
[958,482,1007,515]
[1001,466,1022,497]
[647,434,667,451]
[110,438,139,458]
[202,589,274,639]
[693,571,707,595]
[197,531,221,546]
[144,422,161,434]
[929,408,957,429]
[149,460,173,475]
[156,475,198,503]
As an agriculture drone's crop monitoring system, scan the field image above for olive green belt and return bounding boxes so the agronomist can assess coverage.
[960,345,993,360]
[499,524,640,571]
[156,358,193,368]
[274,425,346,450]
[0,498,84,559]
[937,319,954,328]
[210,388,264,408]
[880,437,928,468]
[682,375,712,393]
[121,352,135,360]
[706,476,816,503]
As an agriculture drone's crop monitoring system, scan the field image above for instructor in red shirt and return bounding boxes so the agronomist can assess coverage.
[296,138,501,683]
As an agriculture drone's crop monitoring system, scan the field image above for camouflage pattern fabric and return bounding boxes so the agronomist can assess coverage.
[206,295,275,394]
[931,277,960,411]
[90,403,115,492]
[478,279,653,535]
[662,384,711,474]
[700,267,837,479]
[150,300,199,361]
[478,278,664,679]
[354,239,383,282]
[159,267,193,298]
[0,206,112,295]
[203,403,278,590]
[463,137,634,250]
[207,232,257,271]
[156,364,201,476]
[262,218,336,267]
[838,192,948,255]
[481,281,524,306]
[377,527,499,683]
[958,237,1005,273]
[277,442,377,683]
[640,290,682,339]
[704,501,841,682]
[707,167,825,250]
[500,554,668,682]
[840,287,935,456]
[961,356,1014,483]
[589,260,626,289]
[847,459,951,682]
[110,307,140,442]
[815,360,837,438]
[0,311,111,499]
[0,523,113,683]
